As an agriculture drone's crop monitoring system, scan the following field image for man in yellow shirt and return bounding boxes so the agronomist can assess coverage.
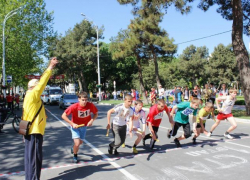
[22,57,58,180]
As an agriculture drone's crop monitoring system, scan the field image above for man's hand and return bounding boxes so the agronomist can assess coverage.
[87,119,94,127]
[48,57,58,70]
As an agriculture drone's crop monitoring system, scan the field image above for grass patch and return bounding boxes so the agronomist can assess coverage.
[231,110,250,120]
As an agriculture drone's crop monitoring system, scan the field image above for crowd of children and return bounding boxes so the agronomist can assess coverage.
[61,85,239,163]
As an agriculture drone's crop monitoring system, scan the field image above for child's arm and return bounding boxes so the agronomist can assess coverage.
[211,109,215,121]
[107,108,115,129]
[166,106,174,126]
[148,122,157,140]
[129,116,133,137]
[170,106,177,117]
[216,96,226,112]
[61,112,78,128]
[87,112,98,127]
[142,123,146,137]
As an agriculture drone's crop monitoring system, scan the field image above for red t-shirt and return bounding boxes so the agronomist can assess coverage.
[6,95,12,103]
[146,104,169,127]
[132,92,136,101]
[65,102,98,125]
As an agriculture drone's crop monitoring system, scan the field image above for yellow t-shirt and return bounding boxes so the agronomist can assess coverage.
[196,108,211,124]
[22,69,52,135]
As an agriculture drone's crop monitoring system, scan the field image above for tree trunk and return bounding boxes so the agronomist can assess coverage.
[232,0,250,115]
[78,72,88,92]
[151,47,161,89]
[136,56,149,105]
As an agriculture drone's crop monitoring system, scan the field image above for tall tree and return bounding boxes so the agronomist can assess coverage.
[197,0,250,114]
[207,44,239,86]
[0,0,56,88]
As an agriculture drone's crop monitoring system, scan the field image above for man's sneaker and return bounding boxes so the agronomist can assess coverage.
[73,156,78,163]
[174,138,182,148]
[121,143,125,148]
[132,147,138,154]
[192,138,197,145]
[167,129,171,139]
[224,133,233,139]
[142,139,146,146]
[114,149,119,155]
[207,132,212,137]
[108,145,113,155]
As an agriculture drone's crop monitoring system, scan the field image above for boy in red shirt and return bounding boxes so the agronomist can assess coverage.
[143,99,173,150]
[62,91,98,163]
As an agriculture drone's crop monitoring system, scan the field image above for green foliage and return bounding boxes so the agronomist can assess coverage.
[206,44,239,85]
[0,0,56,88]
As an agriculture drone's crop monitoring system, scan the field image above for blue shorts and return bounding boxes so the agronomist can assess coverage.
[71,126,87,140]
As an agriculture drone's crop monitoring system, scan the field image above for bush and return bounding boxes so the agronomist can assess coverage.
[235,100,245,105]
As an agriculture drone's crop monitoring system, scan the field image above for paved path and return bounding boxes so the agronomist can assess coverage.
[1,104,250,180]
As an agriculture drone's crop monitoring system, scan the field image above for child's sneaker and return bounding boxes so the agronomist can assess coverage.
[167,129,171,139]
[108,145,113,155]
[174,138,182,148]
[192,138,197,145]
[207,132,212,137]
[224,133,233,139]
[132,147,138,154]
[121,143,125,148]
[73,155,78,163]
[114,149,119,155]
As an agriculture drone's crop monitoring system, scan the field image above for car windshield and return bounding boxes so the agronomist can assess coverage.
[50,89,62,95]
[64,95,78,99]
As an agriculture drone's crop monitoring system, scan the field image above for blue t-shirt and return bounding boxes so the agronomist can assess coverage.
[174,101,197,124]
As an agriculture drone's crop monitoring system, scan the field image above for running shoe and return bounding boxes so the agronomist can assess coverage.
[192,138,197,145]
[108,145,113,155]
[207,132,212,137]
[224,133,233,139]
[174,138,182,148]
[121,143,125,148]
[73,156,78,163]
[114,149,119,155]
[132,147,138,154]
[167,129,171,139]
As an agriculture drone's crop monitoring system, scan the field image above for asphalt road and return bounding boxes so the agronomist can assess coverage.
[1,103,250,180]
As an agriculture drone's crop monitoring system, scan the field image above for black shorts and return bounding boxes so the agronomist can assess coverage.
[196,123,206,128]
[171,122,191,139]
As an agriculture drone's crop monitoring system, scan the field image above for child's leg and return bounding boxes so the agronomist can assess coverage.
[109,124,127,150]
[170,122,181,137]
[193,127,201,139]
[134,132,142,146]
[149,126,159,149]
[209,119,221,133]
[226,116,237,133]
[73,138,83,154]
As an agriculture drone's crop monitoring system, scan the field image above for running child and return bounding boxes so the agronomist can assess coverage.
[107,94,133,155]
[207,88,238,139]
[143,99,173,151]
[128,100,146,154]
[62,91,98,163]
[167,98,200,147]
[192,102,215,144]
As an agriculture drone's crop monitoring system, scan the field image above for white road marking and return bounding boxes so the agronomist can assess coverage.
[46,109,139,180]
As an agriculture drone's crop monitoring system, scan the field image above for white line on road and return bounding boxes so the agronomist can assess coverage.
[46,109,139,180]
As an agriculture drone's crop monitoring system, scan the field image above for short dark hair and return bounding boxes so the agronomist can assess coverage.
[77,91,88,98]
[134,100,143,105]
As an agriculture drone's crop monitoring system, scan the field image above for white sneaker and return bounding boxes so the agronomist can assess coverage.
[207,132,211,137]
[224,133,233,139]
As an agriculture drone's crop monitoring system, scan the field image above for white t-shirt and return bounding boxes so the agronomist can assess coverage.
[130,107,146,128]
[211,87,217,98]
[159,88,165,96]
[221,96,236,114]
[112,104,133,126]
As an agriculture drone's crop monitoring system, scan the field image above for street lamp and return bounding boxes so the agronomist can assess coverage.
[81,13,101,102]
[2,6,23,98]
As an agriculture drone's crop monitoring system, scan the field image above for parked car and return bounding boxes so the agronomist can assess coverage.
[59,94,78,109]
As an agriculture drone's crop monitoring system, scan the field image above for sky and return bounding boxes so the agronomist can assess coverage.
[44,0,249,55]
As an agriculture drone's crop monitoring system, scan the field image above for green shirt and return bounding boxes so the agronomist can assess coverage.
[174,102,197,124]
